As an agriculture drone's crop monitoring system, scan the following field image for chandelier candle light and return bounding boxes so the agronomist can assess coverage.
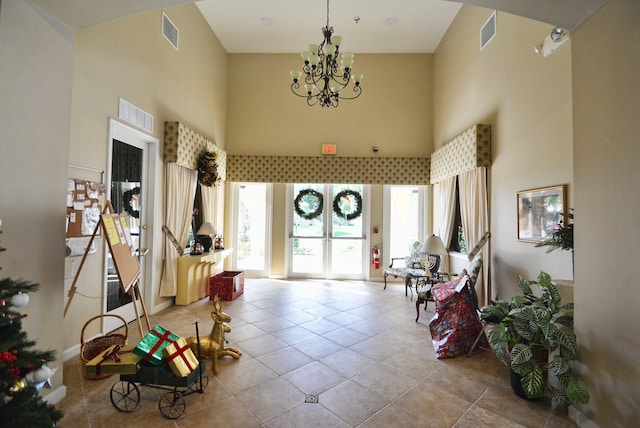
[290,0,363,108]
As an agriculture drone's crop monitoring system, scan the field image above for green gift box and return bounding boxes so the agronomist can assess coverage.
[133,325,180,366]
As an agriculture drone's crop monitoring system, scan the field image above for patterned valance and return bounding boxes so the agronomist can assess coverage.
[227,155,430,185]
[430,124,491,184]
[164,121,226,180]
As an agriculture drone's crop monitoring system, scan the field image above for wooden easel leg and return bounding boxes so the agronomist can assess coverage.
[129,286,144,338]
[135,282,151,332]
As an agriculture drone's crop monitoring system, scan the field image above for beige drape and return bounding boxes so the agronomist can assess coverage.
[434,175,457,273]
[459,167,490,306]
[159,163,198,297]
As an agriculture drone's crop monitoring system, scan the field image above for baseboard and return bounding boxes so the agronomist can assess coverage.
[569,405,600,428]
[63,342,81,361]
[43,385,67,405]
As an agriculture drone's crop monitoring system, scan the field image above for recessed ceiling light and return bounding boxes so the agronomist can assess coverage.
[385,17,397,26]
[260,17,272,26]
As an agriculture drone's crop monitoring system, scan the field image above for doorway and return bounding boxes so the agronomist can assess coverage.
[104,119,157,331]
[230,183,272,277]
[383,185,427,265]
[288,183,368,280]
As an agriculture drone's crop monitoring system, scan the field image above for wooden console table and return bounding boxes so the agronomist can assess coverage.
[175,249,232,305]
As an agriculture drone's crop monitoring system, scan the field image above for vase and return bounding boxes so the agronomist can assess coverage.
[510,369,528,399]
[510,368,545,401]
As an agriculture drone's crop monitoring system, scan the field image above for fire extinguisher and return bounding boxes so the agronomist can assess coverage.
[372,246,380,269]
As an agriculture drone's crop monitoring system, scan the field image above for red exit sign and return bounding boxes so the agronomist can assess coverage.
[322,144,337,155]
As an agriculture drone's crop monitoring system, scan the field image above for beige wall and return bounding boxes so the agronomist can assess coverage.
[227,54,433,157]
[0,0,74,402]
[572,0,640,425]
[64,3,228,350]
[226,54,434,276]
[434,7,574,298]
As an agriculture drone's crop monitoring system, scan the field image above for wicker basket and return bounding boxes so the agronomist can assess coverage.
[80,314,128,380]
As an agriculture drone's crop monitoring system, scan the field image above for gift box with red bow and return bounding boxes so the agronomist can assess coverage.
[162,337,200,377]
[133,325,180,366]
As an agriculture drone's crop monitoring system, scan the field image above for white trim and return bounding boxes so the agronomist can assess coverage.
[43,385,67,405]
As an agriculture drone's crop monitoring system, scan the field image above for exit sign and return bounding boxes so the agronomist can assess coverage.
[322,144,337,155]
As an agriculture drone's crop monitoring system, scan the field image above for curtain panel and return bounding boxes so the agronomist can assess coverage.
[459,167,490,305]
[159,163,197,297]
[161,122,226,297]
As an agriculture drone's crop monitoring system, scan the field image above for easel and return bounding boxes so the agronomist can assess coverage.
[64,201,151,338]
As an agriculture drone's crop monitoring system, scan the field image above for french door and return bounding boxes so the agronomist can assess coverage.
[104,119,157,331]
[288,183,368,280]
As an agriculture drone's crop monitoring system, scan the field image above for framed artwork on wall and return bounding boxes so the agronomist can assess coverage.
[517,185,567,243]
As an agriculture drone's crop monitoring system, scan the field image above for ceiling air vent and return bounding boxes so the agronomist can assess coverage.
[162,11,179,50]
[480,11,496,50]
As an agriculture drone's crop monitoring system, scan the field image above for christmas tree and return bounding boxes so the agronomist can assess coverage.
[0,219,63,427]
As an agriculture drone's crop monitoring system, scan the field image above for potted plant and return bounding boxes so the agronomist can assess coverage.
[481,271,589,409]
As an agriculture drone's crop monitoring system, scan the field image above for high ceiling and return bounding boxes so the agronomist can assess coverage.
[30,0,607,54]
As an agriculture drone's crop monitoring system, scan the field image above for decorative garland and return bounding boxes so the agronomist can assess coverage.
[123,187,141,219]
[333,190,362,220]
[294,189,324,220]
[197,151,220,187]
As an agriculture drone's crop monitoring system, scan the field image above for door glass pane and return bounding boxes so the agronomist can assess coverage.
[108,140,142,313]
[331,239,363,275]
[291,184,325,274]
[389,186,420,258]
[292,184,324,237]
[331,184,364,238]
[237,184,267,270]
[292,238,324,273]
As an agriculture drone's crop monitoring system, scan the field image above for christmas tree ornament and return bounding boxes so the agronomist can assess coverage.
[33,364,51,383]
[9,379,27,394]
[11,291,29,308]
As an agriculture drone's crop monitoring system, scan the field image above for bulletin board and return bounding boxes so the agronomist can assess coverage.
[66,178,106,238]
[101,213,140,293]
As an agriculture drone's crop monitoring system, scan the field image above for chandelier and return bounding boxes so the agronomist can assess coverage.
[289,0,363,108]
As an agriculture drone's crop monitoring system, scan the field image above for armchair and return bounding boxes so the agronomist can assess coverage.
[383,241,426,298]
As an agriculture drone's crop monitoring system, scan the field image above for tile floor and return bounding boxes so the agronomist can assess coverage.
[57,278,578,427]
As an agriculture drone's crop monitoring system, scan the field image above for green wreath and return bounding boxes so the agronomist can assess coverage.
[333,190,362,220]
[123,187,141,219]
[294,189,324,220]
[198,151,219,187]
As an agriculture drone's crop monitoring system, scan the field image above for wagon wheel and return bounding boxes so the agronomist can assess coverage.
[189,369,209,393]
[110,381,140,413]
[158,390,186,419]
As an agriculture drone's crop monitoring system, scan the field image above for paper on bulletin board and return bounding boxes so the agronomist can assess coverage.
[66,178,106,238]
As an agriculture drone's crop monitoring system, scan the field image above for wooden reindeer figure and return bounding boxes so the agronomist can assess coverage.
[187,296,241,374]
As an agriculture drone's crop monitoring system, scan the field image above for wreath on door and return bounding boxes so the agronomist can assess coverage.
[294,189,324,220]
[333,190,362,220]
[123,187,141,219]
[197,151,220,187]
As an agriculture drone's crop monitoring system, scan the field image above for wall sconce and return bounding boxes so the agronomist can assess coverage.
[533,27,569,57]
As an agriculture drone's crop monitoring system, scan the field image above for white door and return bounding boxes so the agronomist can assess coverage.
[104,119,157,331]
[288,183,368,280]
[230,183,272,277]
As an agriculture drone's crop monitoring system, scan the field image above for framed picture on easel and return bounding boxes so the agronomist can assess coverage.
[517,185,566,243]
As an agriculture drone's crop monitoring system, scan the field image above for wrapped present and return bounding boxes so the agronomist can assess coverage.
[210,271,244,301]
[162,337,200,377]
[84,344,141,377]
[133,325,180,366]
